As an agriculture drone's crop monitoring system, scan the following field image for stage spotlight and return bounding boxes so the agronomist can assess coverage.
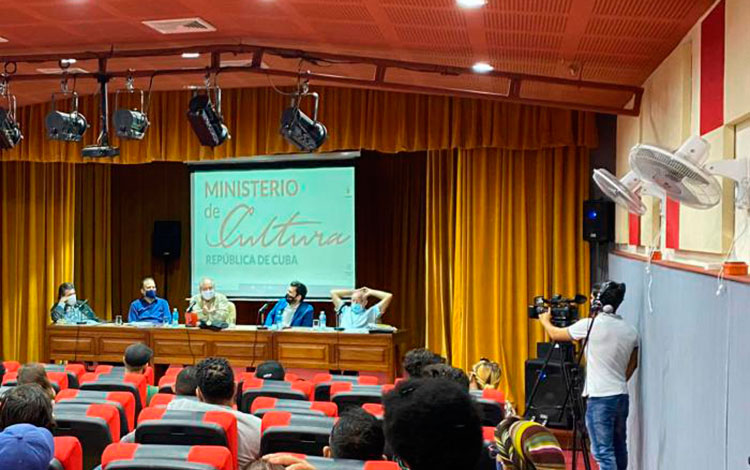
[45,90,88,142]
[187,87,230,147]
[0,84,22,150]
[279,91,327,152]
[113,80,149,140]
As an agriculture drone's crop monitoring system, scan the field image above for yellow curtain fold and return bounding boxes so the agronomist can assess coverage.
[1,87,597,164]
[1,162,76,362]
[425,146,591,410]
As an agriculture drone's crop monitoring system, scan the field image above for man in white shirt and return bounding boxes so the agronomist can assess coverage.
[539,281,638,470]
[331,287,393,329]
[122,357,260,469]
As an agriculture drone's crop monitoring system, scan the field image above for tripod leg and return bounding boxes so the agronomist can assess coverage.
[559,353,592,470]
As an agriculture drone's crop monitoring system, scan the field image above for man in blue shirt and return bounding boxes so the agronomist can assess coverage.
[128,277,171,324]
[331,286,392,329]
[264,281,314,328]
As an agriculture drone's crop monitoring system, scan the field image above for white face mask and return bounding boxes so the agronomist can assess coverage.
[66,295,77,307]
[201,289,215,301]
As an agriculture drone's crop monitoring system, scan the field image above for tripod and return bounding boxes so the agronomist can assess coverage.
[525,331,594,470]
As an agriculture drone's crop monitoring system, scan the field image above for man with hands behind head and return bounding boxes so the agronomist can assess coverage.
[331,286,392,329]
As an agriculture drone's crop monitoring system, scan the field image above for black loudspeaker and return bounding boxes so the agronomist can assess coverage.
[152,221,181,259]
[583,199,614,243]
[524,358,580,429]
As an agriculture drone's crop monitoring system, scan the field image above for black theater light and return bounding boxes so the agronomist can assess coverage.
[279,86,327,152]
[45,79,88,142]
[113,77,150,140]
[187,82,230,147]
[0,80,22,150]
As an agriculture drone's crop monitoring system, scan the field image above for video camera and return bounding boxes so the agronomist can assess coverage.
[528,293,587,328]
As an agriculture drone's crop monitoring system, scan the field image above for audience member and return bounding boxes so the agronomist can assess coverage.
[324,407,385,461]
[50,282,99,324]
[0,423,55,470]
[17,363,56,399]
[264,281,314,328]
[383,378,482,470]
[123,342,159,404]
[420,363,470,391]
[402,348,445,378]
[174,366,198,396]
[249,461,285,470]
[0,384,56,431]
[168,357,261,469]
[255,361,285,381]
[262,454,316,470]
[470,358,502,390]
[492,416,565,470]
[128,276,171,324]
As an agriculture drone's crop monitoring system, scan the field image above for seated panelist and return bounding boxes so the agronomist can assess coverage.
[50,282,99,324]
[331,286,392,329]
[188,277,232,324]
[264,281,313,328]
[128,276,171,324]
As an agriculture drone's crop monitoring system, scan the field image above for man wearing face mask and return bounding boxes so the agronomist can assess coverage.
[188,277,231,324]
[50,282,99,324]
[331,286,392,330]
[128,276,171,324]
[264,281,314,328]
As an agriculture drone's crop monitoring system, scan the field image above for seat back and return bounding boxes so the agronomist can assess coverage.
[474,427,497,470]
[51,436,82,470]
[95,365,155,386]
[330,384,385,412]
[158,375,177,394]
[312,374,379,401]
[260,411,336,456]
[135,408,238,470]
[102,443,233,470]
[471,389,505,426]
[44,364,81,388]
[55,396,129,437]
[57,389,136,432]
[362,403,384,418]
[240,378,312,412]
[80,372,147,414]
[2,360,20,373]
[251,397,338,418]
[305,456,400,470]
[54,403,119,470]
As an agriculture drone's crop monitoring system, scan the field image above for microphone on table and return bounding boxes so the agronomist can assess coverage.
[257,302,270,330]
[335,301,349,331]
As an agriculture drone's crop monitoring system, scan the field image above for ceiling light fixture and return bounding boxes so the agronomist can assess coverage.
[113,76,150,140]
[0,79,22,150]
[60,58,77,66]
[279,78,327,152]
[45,77,88,142]
[456,0,487,8]
[472,62,494,73]
[181,52,200,59]
[187,73,230,147]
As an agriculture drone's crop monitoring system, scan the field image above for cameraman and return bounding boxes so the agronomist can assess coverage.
[538,281,638,470]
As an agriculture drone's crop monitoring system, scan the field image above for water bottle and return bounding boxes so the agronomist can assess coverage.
[319,311,327,330]
[171,308,179,326]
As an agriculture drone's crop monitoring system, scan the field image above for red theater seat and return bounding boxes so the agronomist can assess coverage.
[54,402,121,470]
[470,389,505,426]
[312,374,379,401]
[2,370,67,392]
[279,455,400,470]
[260,411,336,457]
[44,364,84,388]
[57,388,136,434]
[362,403,384,418]
[164,366,183,377]
[475,427,498,470]
[251,396,338,418]
[158,375,177,393]
[2,361,20,373]
[136,408,238,470]
[50,436,82,470]
[95,365,155,386]
[81,372,147,414]
[240,378,313,412]
[330,383,388,412]
[102,443,233,470]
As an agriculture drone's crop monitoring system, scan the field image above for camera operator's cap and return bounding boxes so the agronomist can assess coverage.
[0,424,54,469]
[124,342,153,368]
[255,360,285,380]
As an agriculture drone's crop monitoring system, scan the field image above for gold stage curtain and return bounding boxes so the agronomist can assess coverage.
[425,147,591,410]
[0,162,76,362]
[0,87,597,164]
[74,164,112,320]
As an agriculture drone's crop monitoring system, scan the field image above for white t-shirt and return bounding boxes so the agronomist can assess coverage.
[567,313,639,398]
[339,304,381,329]
[281,303,299,327]
[168,398,261,469]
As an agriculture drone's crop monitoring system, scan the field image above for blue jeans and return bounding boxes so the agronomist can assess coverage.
[585,394,629,470]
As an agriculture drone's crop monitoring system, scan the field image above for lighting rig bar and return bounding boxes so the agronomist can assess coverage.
[0,44,643,116]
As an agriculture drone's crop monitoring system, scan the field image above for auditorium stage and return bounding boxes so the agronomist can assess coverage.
[46,324,408,382]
